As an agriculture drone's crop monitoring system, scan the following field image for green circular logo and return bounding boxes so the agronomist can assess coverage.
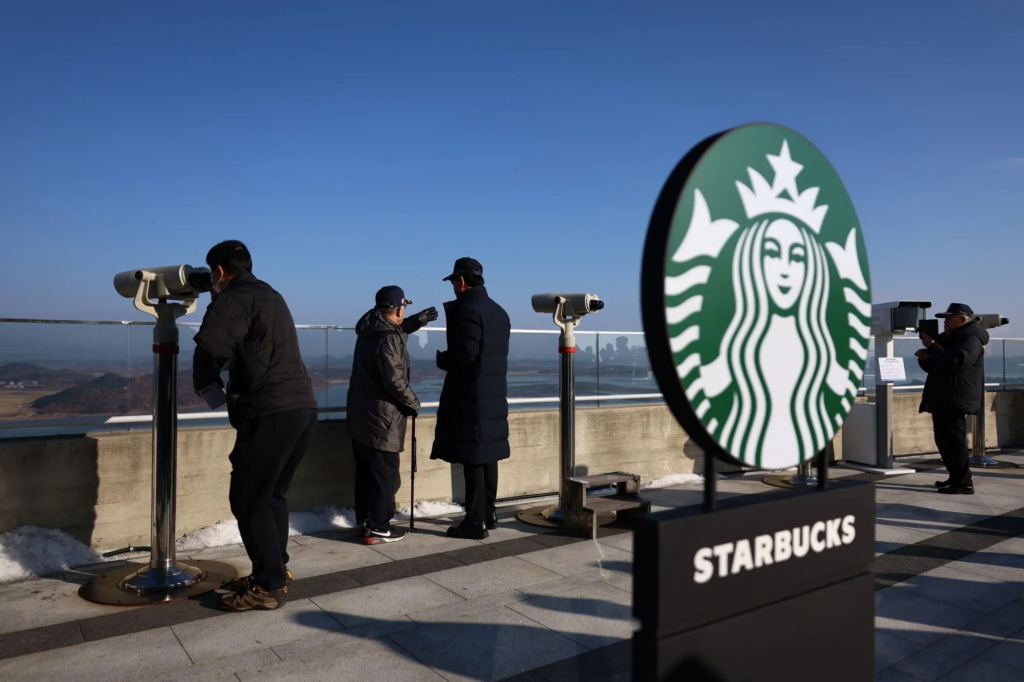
[642,124,871,470]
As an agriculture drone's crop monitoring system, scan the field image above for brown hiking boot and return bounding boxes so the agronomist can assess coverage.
[217,570,292,595]
[219,583,289,612]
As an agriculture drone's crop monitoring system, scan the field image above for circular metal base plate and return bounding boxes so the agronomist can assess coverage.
[78,560,237,606]
[516,504,616,529]
[763,474,820,489]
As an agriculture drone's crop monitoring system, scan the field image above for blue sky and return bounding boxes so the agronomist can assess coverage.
[1,1,1022,334]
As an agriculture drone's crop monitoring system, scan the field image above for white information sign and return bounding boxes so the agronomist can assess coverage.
[877,357,907,383]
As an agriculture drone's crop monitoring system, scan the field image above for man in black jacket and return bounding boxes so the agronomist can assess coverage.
[431,258,511,539]
[193,241,318,611]
[916,303,989,495]
[347,286,437,544]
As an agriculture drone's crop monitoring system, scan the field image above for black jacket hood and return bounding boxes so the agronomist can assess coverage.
[356,309,402,338]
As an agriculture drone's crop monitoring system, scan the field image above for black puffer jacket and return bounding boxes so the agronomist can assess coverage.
[193,272,317,427]
[918,321,990,415]
[347,310,422,453]
[430,286,511,465]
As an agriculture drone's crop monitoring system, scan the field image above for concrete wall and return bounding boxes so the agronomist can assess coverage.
[3,392,1023,549]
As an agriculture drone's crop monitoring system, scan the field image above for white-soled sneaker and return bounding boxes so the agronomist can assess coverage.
[364,527,406,545]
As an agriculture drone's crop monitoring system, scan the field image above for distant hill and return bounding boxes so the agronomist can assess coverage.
[0,362,93,389]
[33,372,205,415]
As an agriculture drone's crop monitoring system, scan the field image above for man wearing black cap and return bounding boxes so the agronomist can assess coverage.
[348,286,437,544]
[432,258,511,539]
[916,303,989,495]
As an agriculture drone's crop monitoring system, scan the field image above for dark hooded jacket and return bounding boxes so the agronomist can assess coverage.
[346,309,423,453]
[193,272,317,428]
[918,320,990,415]
[430,286,511,465]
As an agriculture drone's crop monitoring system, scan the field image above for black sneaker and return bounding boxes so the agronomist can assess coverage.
[938,484,975,495]
[447,524,489,540]
[934,479,952,489]
[486,513,498,531]
[365,527,406,545]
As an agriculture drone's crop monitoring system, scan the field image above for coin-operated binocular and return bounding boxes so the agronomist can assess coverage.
[80,265,235,606]
[525,294,604,523]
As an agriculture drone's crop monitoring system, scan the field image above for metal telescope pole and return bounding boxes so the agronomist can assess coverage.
[558,316,576,510]
[121,301,202,590]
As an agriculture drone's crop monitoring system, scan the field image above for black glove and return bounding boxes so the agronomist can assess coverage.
[414,307,439,326]
[400,405,419,417]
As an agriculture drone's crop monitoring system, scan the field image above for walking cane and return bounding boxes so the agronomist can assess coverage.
[409,415,418,533]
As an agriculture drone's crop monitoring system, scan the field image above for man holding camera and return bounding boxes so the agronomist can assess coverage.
[193,240,319,611]
[431,258,511,539]
[916,303,989,495]
[347,286,437,544]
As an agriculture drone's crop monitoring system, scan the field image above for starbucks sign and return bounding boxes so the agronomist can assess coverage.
[642,124,871,470]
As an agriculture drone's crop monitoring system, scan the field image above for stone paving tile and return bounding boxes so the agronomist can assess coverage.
[0,627,192,682]
[345,552,465,586]
[948,538,1024,583]
[310,576,464,628]
[875,668,921,682]
[444,537,550,566]
[387,605,588,682]
[408,590,529,624]
[284,539,392,580]
[0,620,84,659]
[240,636,446,681]
[875,588,985,646]
[938,657,1024,681]
[140,647,283,682]
[876,500,1008,535]
[890,631,1000,681]
[171,598,343,664]
[875,631,923,673]
[272,617,420,660]
[876,523,942,556]
[892,565,1024,614]
[424,555,562,600]
[517,540,633,578]
[982,625,1024,672]
[184,544,248,561]
[0,577,124,635]
[507,580,637,651]
[595,530,634,554]
[961,599,1024,640]
[365,526,481,561]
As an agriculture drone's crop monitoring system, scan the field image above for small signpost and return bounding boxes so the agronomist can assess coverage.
[636,123,876,681]
[877,357,907,383]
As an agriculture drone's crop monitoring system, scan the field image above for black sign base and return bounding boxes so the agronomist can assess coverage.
[633,481,875,681]
[634,573,873,681]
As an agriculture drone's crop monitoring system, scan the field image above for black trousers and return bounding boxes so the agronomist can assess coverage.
[229,408,317,591]
[352,440,400,532]
[462,461,498,527]
[932,411,973,486]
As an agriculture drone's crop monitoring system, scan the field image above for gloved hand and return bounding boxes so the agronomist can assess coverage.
[413,307,439,326]
[400,405,419,417]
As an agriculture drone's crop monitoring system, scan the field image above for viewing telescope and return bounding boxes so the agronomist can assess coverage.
[113,265,211,301]
[531,293,604,317]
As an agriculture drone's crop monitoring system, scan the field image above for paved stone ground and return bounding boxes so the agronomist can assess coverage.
[0,453,1023,681]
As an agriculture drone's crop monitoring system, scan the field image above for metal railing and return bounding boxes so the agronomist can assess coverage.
[0,318,659,436]
[3,318,1023,436]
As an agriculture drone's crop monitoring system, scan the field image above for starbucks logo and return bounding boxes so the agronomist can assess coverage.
[642,124,871,470]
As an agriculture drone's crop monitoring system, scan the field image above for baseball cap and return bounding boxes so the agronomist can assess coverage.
[936,303,974,318]
[375,285,412,310]
[442,257,484,283]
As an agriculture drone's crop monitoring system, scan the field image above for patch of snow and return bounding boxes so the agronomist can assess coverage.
[288,505,357,535]
[643,472,725,489]
[394,500,464,521]
[0,525,103,584]
[0,500,465,585]
[176,520,243,552]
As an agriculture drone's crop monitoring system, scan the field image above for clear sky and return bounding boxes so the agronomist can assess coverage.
[2,1,1022,335]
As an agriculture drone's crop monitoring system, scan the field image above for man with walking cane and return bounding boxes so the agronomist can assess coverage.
[347,286,437,544]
